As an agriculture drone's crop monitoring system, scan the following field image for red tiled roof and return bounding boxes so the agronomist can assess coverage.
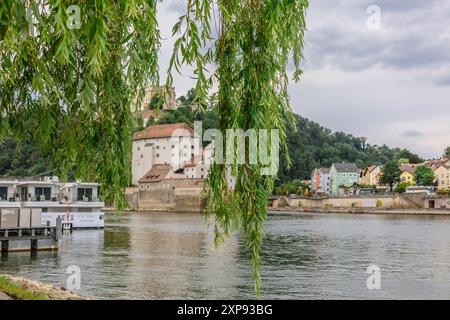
[133,123,195,141]
[138,164,172,183]
[399,164,418,174]
[424,158,449,169]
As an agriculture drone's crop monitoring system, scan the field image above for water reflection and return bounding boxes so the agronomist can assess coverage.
[1,211,450,299]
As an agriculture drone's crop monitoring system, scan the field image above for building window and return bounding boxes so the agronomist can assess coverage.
[137,147,140,151]
[156,145,160,149]
[35,187,52,201]
[141,155,143,159]
[156,154,160,158]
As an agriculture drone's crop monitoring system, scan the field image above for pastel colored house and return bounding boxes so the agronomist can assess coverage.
[399,164,418,185]
[329,163,359,196]
[311,168,331,194]
[433,160,450,190]
[360,165,382,186]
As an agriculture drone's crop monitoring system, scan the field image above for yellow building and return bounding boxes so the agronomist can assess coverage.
[433,162,450,190]
[399,164,418,185]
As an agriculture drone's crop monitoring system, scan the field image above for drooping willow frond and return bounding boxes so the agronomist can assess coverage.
[1,0,308,296]
[170,0,308,295]
[0,0,160,208]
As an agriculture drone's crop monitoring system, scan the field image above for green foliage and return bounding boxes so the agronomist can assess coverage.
[275,179,307,196]
[148,94,163,110]
[396,149,423,164]
[414,165,435,186]
[0,0,160,209]
[0,276,48,300]
[443,146,450,158]
[0,137,51,177]
[395,182,409,193]
[375,199,383,208]
[398,158,409,165]
[380,160,402,191]
[170,0,309,295]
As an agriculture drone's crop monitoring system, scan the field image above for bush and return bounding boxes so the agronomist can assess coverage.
[395,182,409,194]
[376,199,383,208]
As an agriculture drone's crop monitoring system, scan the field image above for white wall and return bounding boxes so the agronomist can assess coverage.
[132,135,200,185]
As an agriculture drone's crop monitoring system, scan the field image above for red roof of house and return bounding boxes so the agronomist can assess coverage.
[133,123,195,141]
[424,158,449,169]
[138,164,172,183]
[399,164,418,174]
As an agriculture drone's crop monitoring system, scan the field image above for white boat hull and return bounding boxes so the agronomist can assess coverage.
[41,212,104,229]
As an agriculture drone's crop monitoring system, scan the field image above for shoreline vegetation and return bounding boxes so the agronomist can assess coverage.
[0,274,86,300]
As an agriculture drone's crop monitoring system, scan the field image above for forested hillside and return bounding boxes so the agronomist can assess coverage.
[277,114,423,182]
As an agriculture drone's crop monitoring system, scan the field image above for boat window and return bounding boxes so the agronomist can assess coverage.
[35,187,52,201]
[77,188,93,201]
[0,187,7,201]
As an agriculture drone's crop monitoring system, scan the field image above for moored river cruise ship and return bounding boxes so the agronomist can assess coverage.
[0,177,104,229]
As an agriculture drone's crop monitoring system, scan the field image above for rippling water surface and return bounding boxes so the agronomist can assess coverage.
[1,211,450,299]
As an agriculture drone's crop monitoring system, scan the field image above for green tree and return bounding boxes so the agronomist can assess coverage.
[395,182,409,194]
[168,0,309,294]
[148,94,164,110]
[1,0,160,209]
[395,149,423,164]
[443,147,450,158]
[380,160,401,191]
[414,165,435,186]
[397,158,409,165]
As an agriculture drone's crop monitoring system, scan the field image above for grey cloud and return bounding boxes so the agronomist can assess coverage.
[433,73,450,86]
[303,0,450,85]
[400,130,424,138]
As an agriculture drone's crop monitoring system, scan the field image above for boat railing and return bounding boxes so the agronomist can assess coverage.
[0,193,103,203]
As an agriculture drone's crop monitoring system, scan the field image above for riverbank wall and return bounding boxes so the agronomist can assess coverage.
[271,194,450,213]
[125,179,206,212]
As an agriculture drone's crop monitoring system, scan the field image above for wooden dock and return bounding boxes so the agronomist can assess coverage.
[0,219,61,252]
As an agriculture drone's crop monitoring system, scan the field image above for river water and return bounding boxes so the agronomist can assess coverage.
[1,211,450,299]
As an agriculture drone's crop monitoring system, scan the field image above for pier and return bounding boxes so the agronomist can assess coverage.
[0,211,61,252]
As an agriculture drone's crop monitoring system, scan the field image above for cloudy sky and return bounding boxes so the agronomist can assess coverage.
[157,0,450,159]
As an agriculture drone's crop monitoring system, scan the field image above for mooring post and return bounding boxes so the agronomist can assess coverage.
[56,216,62,240]
[1,240,9,252]
[31,239,38,251]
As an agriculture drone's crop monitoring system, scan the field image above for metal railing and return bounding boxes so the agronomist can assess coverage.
[0,193,102,203]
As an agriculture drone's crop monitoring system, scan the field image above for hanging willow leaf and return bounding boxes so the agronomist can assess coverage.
[169,0,308,295]
[0,0,160,208]
[1,0,308,296]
